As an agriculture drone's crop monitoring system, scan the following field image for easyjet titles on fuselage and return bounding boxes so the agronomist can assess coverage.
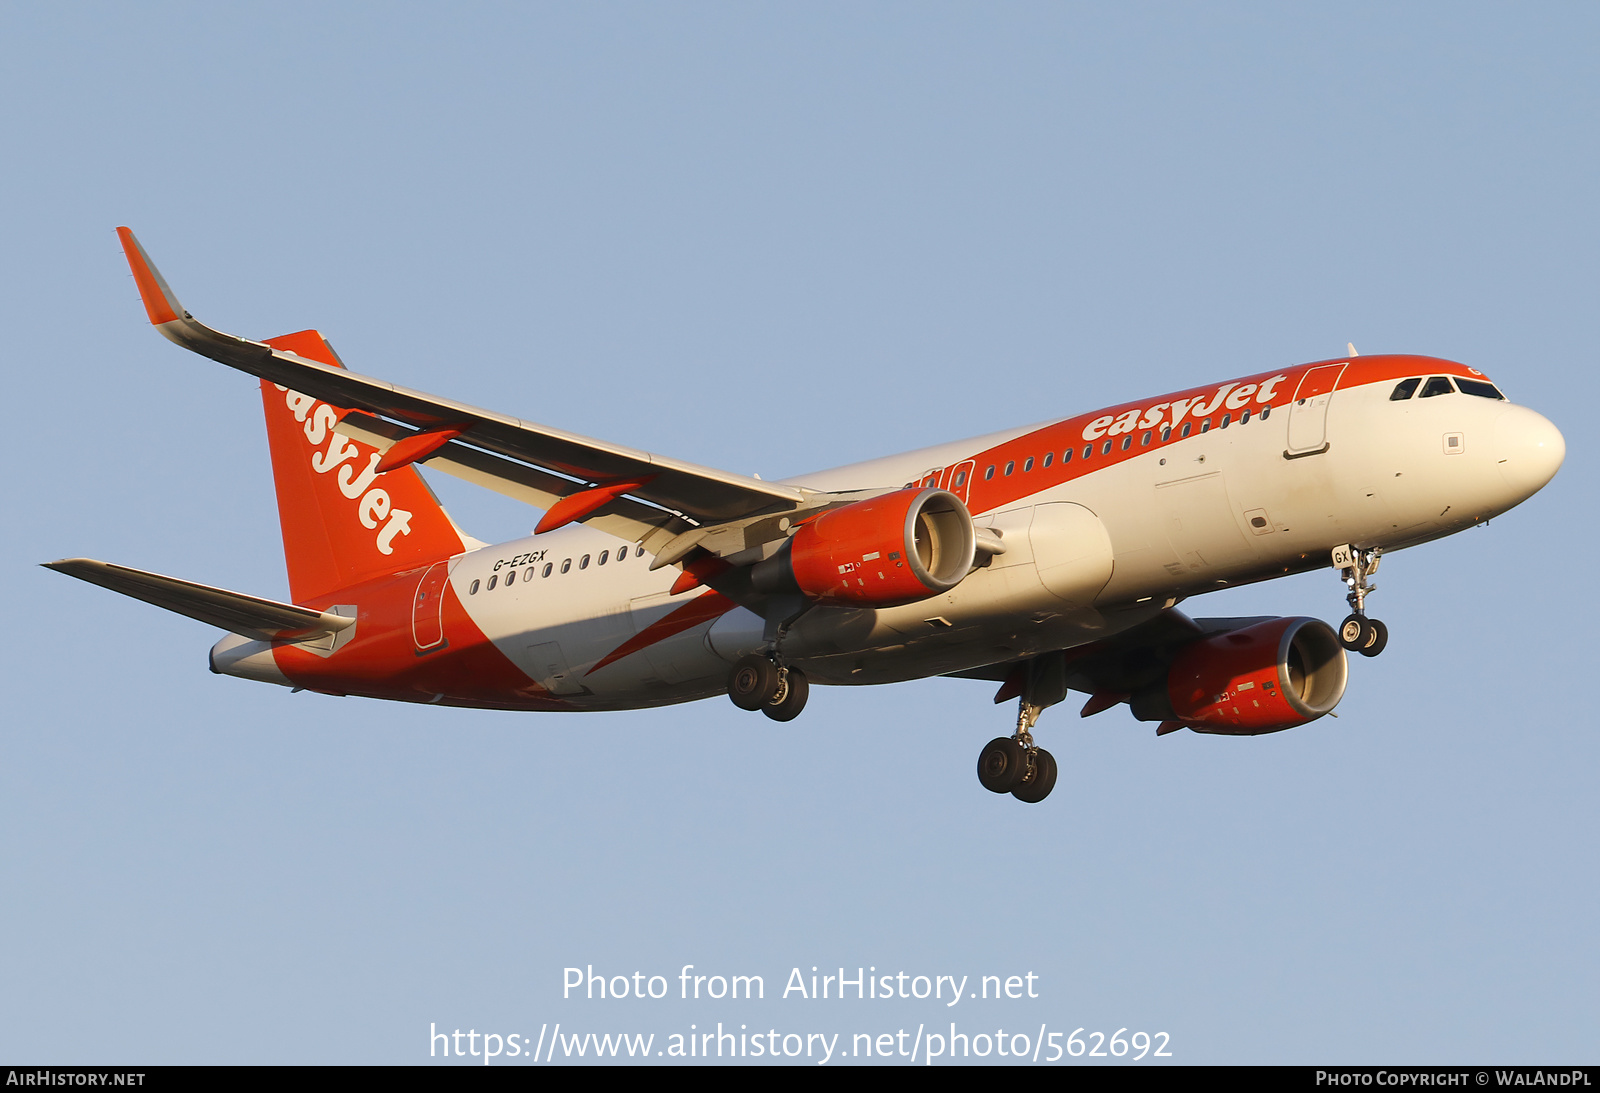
[1080,374,1288,442]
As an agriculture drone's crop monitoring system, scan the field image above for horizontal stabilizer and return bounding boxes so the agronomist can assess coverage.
[43,558,356,643]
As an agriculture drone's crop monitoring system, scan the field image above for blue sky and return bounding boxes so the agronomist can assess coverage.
[2,2,1595,1064]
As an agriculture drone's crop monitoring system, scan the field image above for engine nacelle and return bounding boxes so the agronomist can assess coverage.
[751,488,976,608]
[1148,617,1348,735]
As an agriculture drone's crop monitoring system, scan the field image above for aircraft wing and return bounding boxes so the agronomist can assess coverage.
[44,558,356,643]
[116,228,815,529]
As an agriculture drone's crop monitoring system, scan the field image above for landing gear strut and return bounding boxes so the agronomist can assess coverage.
[976,678,1061,803]
[727,653,810,722]
[1333,545,1389,658]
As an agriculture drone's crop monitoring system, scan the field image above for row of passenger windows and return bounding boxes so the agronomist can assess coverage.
[973,404,1275,483]
[1390,375,1505,401]
[467,544,649,595]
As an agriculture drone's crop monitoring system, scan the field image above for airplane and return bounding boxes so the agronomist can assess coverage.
[46,228,1566,803]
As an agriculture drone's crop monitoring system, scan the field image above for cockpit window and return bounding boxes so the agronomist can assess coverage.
[1420,376,1455,398]
[1456,378,1505,400]
[1390,378,1421,400]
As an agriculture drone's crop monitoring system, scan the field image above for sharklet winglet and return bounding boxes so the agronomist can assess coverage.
[117,226,188,327]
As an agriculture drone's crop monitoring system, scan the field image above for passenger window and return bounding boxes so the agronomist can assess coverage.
[1004,461,1015,476]
[1141,431,1152,445]
[469,579,480,595]
[1061,448,1072,464]
[1180,422,1192,438]
[636,546,646,558]
[1082,445,1092,460]
[1200,419,1211,433]
[580,554,591,570]
[1101,440,1113,455]
[542,563,553,577]
[487,575,498,590]
[1120,436,1131,450]
[1457,378,1505,400]
[561,559,572,574]
[1260,405,1272,420]
[954,470,968,487]
[1420,376,1455,398]
[1240,409,1251,424]
[1023,457,1034,472]
[1220,413,1231,428]
[599,550,609,565]
[984,465,995,481]
[1390,378,1422,400]
[1161,427,1172,441]
[1042,453,1053,468]
[505,570,516,585]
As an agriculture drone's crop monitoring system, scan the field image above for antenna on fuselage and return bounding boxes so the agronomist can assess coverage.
[1347,342,1360,357]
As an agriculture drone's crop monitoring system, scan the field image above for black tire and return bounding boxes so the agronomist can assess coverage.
[1338,613,1370,651]
[762,667,810,722]
[1012,748,1059,804]
[1359,618,1389,658]
[728,655,779,711]
[977,737,1028,794]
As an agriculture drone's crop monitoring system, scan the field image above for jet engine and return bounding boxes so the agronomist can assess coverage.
[1132,617,1348,735]
[751,487,976,608]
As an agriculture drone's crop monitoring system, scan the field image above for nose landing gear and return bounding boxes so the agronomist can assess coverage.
[976,690,1060,803]
[1333,545,1389,657]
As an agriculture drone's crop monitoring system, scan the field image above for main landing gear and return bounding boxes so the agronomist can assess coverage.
[1334,545,1388,658]
[727,653,810,722]
[977,695,1059,804]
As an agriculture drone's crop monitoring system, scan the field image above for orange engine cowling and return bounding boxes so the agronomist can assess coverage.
[1163,617,1348,735]
[751,488,976,607]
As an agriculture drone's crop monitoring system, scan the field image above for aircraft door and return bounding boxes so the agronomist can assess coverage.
[1286,364,1346,455]
[943,460,976,505]
[411,561,449,651]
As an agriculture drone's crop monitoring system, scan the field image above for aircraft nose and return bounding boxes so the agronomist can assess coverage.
[1494,404,1565,500]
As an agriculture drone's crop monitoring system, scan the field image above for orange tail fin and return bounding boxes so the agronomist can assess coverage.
[259,330,466,603]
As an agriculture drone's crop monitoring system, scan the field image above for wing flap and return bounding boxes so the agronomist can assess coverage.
[117,228,811,526]
[44,558,355,643]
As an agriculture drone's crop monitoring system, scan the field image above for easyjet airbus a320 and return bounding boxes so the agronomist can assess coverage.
[48,229,1566,802]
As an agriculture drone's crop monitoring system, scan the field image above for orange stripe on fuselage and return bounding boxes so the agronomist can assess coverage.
[952,354,1489,515]
[587,591,737,677]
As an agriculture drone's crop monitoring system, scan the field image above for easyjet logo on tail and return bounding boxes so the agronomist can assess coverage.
[275,385,413,554]
[1081,375,1289,442]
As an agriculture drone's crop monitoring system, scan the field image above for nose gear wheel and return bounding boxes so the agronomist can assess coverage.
[1333,545,1388,657]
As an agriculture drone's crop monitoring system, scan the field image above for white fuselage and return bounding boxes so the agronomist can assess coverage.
[423,364,1560,708]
